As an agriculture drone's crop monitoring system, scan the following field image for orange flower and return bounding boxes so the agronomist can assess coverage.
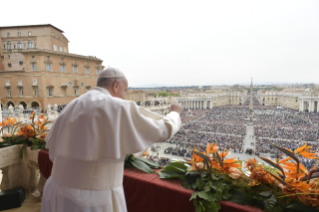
[142,150,148,157]
[228,167,244,179]
[246,158,276,186]
[6,117,14,126]
[294,144,318,159]
[281,161,308,180]
[38,132,47,141]
[283,179,311,197]
[189,148,204,171]
[39,114,45,120]
[223,158,241,173]
[206,142,218,154]
[3,120,7,126]
[18,125,35,139]
[13,118,17,123]
[29,111,35,120]
[245,158,257,170]
[219,150,229,160]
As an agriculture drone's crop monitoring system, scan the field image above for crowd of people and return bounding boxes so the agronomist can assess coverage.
[160,100,319,170]
[180,109,209,123]
[166,131,244,158]
[256,138,318,170]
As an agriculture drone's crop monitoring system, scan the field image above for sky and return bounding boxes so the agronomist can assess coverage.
[1,0,319,87]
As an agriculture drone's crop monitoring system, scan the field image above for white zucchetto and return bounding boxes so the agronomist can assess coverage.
[98,67,125,79]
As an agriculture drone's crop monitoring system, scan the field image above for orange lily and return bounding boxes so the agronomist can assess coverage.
[245,158,257,170]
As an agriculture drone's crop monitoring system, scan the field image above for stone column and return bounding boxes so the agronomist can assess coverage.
[28,165,40,194]
[0,167,10,190]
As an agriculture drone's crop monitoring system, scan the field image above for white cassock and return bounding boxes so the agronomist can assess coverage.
[41,87,181,212]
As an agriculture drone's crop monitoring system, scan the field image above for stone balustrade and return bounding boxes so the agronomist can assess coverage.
[0,145,44,197]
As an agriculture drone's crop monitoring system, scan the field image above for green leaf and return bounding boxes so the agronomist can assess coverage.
[12,135,24,144]
[264,195,276,212]
[160,164,187,176]
[258,156,286,178]
[197,191,212,201]
[258,190,272,197]
[157,172,185,179]
[211,190,222,201]
[166,161,188,170]
[204,201,221,212]
[196,178,206,191]
[222,189,231,200]
[273,206,283,212]
[193,199,202,212]
[137,157,161,169]
[190,192,198,201]
[130,158,155,173]
[211,181,223,192]
[211,174,220,180]
[19,144,27,160]
[182,179,193,189]
[286,201,319,212]
[204,183,211,192]
[190,191,212,202]
[228,189,253,205]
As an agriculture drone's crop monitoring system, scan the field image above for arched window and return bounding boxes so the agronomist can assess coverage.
[18,41,22,50]
[7,41,11,50]
[28,40,33,49]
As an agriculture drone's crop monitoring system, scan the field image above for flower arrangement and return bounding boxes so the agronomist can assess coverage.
[158,142,319,212]
[0,117,23,147]
[0,112,49,158]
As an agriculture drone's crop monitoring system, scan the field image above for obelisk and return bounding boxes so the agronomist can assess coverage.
[242,78,256,154]
[249,78,253,124]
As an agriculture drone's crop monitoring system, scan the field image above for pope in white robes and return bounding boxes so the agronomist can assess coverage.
[41,68,183,212]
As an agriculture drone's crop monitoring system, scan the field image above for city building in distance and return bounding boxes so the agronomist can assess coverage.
[0,24,104,110]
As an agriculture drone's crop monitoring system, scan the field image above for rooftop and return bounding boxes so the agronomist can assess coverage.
[0,24,64,33]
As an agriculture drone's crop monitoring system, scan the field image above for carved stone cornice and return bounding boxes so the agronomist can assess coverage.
[29,61,37,64]
[4,85,10,88]
[86,85,91,89]
[84,64,90,68]
[59,62,66,66]
[19,49,103,62]
[61,85,67,88]
[72,62,78,67]
[46,85,54,89]
[17,85,23,88]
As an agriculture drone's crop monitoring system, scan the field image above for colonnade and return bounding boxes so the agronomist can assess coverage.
[178,100,212,109]
[300,99,318,112]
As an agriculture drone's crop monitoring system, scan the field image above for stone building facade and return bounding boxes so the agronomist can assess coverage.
[176,91,247,109]
[257,89,319,112]
[125,90,145,104]
[0,24,103,110]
